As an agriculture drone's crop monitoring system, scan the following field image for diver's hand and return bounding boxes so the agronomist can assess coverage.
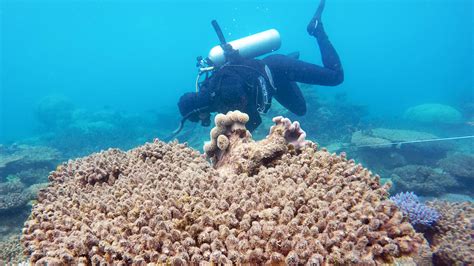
[307,0,326,36]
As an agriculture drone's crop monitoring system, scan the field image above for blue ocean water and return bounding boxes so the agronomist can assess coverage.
[1,0,472,142]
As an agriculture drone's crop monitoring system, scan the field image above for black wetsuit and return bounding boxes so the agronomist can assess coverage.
[201,24,343,131]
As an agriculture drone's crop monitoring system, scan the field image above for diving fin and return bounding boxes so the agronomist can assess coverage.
[307,0,326,36]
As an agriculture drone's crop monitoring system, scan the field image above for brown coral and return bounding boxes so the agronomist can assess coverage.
[426,201,474,265]
[204,111,310,176]
[22,111,430,264]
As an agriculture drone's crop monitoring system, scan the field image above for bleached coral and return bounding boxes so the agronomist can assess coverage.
[21,111,431,264]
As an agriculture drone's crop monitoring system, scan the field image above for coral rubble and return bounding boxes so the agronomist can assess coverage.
[21,111,431,264]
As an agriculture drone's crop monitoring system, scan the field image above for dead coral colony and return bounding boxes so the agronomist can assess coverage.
[22,111,431,264]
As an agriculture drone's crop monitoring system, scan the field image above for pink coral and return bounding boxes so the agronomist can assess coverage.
[21,111,431,264]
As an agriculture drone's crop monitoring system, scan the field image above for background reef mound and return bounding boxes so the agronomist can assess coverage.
[390,165,459,197]
[22,111,431,265]
[403,103,464,125]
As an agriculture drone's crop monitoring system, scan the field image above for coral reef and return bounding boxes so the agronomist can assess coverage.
[391,165,459,197]
[203,111,251,166]
[11,167,51,186]
[0,178,48,249]
[438,153,474,189]
[0,143,58,214]
[350,128,450,154]
[404,103,463,125]
[35,95,75,131]
[0,180,46,214]
[35,100,170,158]
[425,201,473,265]
[265,90,367,147]
[364,128,438,143]
[0,234,25,264]
[390,192,439,227]
[0,154,24,175]
[351,130,392,148]
[24,183,49,200]
[204,112,308,172]
[350,128,451,169]
[181,90,366,152]
[0,206,31,265]
[21,111,431,264]
[0,144,60,182]
[270,116,308,150]
[0,180,29,213]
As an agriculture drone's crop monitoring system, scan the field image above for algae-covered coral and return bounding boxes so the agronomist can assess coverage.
[21,111,432,264]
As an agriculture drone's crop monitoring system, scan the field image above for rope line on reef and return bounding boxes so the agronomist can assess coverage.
[354,135,474,148]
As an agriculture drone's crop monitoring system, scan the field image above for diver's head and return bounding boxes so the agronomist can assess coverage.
[178,92,211,126]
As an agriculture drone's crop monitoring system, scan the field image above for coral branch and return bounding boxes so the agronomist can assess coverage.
[270,116,308,150]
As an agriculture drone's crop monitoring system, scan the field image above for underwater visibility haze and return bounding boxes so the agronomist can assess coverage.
[0,0,473,264]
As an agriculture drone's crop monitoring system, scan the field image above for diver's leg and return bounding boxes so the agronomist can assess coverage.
[264,39,343,87]
[312,22,343,81]
[263,0,343,86]
[306,0,343,83]
[272,80,307,116]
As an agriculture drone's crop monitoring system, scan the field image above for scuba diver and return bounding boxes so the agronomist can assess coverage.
[175,0,343,134]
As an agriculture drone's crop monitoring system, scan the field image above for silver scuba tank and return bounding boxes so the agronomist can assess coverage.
[207,29,281,67]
